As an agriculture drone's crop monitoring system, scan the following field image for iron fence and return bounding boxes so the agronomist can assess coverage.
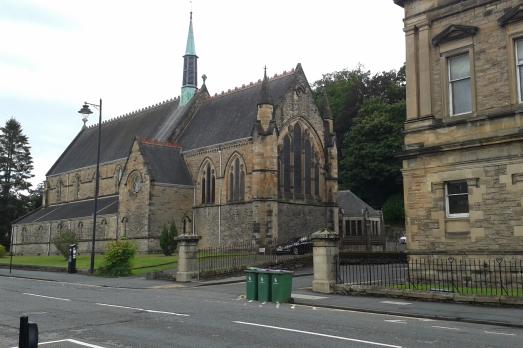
[198,242,311,276]
[336,256,523,297]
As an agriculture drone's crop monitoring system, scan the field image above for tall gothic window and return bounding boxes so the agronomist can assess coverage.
[74,174,80,199]
[56,180,63,202]
[115,166,123,192]
[279,123,322,201]
[283,135,291,194]
[228,156,246,202]
[293,124,302,196]
[304,139,312,195]
[201,162,215,205]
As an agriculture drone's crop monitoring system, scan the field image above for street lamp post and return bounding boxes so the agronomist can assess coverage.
[78,99,102,274]
[362,207,370,251]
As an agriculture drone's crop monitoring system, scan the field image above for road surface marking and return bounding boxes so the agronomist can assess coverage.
[291,293,327,300]
[385,320,407,324]
[12,338,106,348]
[380,301,412,306]
[23,293,71,301]
[431,325,460,331]
[95,302,189,317]
[233,321,403,348]
[484,331,516,336]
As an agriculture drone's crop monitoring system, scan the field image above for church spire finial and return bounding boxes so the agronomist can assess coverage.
[181,10,198,106]
[258,66,273,106]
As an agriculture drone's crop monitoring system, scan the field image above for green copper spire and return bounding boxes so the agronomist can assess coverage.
[181,11,198,106]
[185,11,196,55]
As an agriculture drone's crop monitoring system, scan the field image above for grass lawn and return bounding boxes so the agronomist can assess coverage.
[0,254,177,277]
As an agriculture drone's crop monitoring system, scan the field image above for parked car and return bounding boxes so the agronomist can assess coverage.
[274,235,313,255]
[399,236,407,245]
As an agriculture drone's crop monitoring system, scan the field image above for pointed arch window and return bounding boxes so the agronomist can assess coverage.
[304,139,312,196]
[293,124,302,196]
[279,122,322,201]
[115,166,123,192]
[74,174,81,199]
[56,179,63,202]
[228,156,246,203]
[201,162,216,205]
[282,135,291,195]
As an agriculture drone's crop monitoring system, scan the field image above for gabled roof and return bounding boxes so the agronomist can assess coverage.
[499,5,523,27]
[15,196,119,224]
[139,140,193,186]
[336,190,381,218]
[47,98,180,176]
[177,69,298,150]
[432,24,478,46]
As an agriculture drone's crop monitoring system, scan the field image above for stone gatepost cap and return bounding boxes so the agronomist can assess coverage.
[311,228,339,240]
[176,234,202,241]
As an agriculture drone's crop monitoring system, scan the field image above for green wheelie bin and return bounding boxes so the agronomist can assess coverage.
[257,269,272,302]
[245,268,258,301]
[271,270,293,303]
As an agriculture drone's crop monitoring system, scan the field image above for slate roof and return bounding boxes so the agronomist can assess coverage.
[177,71,298,150]
[15,196,119,224]
[139,141,193,185]
[47,99,180,176]
[336,190,381,218]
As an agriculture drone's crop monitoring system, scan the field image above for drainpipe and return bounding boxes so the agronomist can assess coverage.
[218,149,222,245]
[47,223,51,256]
[192,185,196,235]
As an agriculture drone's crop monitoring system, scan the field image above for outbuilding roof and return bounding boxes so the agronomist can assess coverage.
[15,196,119,224]
[336,190,381,218]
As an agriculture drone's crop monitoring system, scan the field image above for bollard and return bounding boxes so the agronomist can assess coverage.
[19,316,38,348]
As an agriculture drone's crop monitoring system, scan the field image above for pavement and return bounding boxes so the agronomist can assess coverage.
[1,266,522,329]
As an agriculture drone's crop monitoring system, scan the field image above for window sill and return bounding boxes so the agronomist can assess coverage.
[445,215,470,221]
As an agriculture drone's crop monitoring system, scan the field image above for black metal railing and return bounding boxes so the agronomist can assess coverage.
[198,242,311,276]
[336,256,523,297]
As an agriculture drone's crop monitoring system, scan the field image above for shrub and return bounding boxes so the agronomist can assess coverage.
[97,239,137,277]
[160,221,178,256]
[52,230,77,259]
[0,244,5,258]
[382,194,405,226]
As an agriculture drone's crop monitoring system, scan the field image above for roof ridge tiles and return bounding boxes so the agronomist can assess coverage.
[83,97,178,129]
[208,66,296,100]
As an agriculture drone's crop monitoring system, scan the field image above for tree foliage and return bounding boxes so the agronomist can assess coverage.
[52,229,77,260]
[97,239,137,277]
[313,65,406,220]
[160,221,178,256]
[0,118,35,247]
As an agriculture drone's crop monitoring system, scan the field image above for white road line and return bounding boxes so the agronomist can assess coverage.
[95,302,189,317]
[23,293,71,301]
[233,320,403,348]
[291,293,327,300]
[431,325,460,331]
[380,301,412,306]
[385,320,407,324]
[484,331,516,336]
[35,338,106,347]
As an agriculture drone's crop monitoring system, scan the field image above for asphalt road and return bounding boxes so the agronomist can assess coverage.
[1,275,522,348]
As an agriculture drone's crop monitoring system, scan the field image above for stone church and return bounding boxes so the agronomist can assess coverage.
[395,0,523,260]
[12,13,339,255]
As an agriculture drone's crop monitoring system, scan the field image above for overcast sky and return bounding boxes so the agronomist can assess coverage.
[0,0,405,186]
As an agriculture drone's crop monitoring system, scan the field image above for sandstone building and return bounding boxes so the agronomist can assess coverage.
[12,13,338,255]
[395,0,523,259]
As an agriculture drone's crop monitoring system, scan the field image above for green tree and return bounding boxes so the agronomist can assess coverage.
[0,118,34,247]
[341,100,406,207]
[160,221,178,256]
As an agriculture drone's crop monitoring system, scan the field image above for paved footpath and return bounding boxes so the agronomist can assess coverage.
[2,266,522,329]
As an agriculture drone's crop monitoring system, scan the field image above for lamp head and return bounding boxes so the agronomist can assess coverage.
[78,103,93,115]
[78,103,93,127]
